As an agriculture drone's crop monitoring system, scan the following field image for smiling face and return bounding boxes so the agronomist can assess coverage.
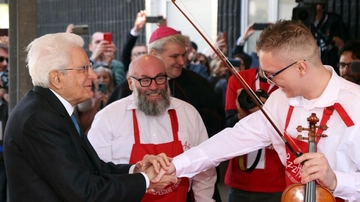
[259,51,303,98]
[152,41,186,79]
[128,55,170,116]
[52,46,97,105]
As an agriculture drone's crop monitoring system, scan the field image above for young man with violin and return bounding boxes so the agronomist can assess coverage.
[152,20,360,202]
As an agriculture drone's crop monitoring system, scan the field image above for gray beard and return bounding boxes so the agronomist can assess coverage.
[133,84,171,116]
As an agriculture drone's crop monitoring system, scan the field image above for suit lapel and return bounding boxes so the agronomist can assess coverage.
[33,86,102,172]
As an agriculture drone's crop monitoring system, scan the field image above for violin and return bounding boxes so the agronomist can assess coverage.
[171,1,336,201]
[281,113,335,202]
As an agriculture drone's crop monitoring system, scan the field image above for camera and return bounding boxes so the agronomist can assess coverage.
[237,89,268,110]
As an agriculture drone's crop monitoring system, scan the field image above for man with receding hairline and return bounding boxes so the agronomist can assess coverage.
[88,54,216,202]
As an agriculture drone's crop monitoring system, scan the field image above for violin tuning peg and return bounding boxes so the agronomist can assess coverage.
[320,134,328,138]
[296,135,304,141]
[296,125,304,132]
[320,125,328,130]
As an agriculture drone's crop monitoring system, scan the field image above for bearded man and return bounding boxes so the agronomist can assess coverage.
[87,54,216,202]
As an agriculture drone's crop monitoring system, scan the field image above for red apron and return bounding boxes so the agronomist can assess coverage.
[284,104,353,202]
[129,109,189,202]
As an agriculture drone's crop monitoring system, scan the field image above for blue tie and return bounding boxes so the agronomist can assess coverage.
[70,113,81,136]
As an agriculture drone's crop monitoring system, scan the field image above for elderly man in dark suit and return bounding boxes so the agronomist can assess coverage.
[3,33,175,202]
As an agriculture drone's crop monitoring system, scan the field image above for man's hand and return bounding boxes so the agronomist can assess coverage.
[144,166,178,193]
[90,41,116,65]
[294,152,337,191]
[134,153,172,174]
[151,162,176,184]
[242,23,256,41]
[134,10,146,33]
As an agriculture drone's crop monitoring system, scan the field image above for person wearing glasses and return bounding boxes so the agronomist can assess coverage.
[4,33,177,201]
[88,54,216,202]
[152,20,360,202]
[337,40,360,85]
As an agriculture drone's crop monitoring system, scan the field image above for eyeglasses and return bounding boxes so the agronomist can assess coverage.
[62,64,92,74]
[337,62,352,69]
[0,56,8,63]
[263,59,306,83]
[130,74,167,87]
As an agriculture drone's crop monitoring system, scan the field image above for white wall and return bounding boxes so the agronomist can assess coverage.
[146,0,218,53]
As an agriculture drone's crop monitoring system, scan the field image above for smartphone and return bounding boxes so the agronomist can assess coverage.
[103,32,112,43]
[146,16,163,23]
[98,83,107,94]
[72,25,89,35]
[253,23,270,30]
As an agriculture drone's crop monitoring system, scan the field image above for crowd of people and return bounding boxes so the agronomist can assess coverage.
[1,3,360,202]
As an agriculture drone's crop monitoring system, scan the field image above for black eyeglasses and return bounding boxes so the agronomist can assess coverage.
[62,64,92,74]
[0,56,8,63]
[130,75,167,87]
[337,62,352,69]
[263,59,306,84]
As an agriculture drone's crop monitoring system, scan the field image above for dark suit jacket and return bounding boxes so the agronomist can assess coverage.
[4,86,146,202]
[121,33,139,73]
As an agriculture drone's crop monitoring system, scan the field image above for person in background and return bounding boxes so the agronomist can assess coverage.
[88,54,216,202]
[183,36,208,79]
[312,2,351,74]
[77,66,114,135]
[192,52,211,76]
[88,32,126,86]
[107,25,225,202]
[187,41,197,62]
[3,32,176,201]
[153,19,360,202]
[337,40,360,84]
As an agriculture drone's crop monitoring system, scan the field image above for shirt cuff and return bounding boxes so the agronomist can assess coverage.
[129,165,150,189]
[130,28,140,37]
[236,36,246,46]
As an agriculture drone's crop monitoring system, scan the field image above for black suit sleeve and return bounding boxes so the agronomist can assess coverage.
[121,33,139,72]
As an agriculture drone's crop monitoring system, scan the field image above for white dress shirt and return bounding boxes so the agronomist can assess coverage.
[88,94,216,202]
[172,66,360,202]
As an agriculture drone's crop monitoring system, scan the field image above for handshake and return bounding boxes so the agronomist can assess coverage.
[133,153,177,193]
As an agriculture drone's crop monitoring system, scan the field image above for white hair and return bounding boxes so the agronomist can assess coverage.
[26,33,84,87]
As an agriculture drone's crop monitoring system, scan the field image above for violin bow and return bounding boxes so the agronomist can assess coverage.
[171,0,303,158]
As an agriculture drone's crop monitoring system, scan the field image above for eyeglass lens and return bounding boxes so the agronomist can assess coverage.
[0,56,8,63]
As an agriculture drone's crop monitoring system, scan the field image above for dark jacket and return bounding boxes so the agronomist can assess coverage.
[4,87,146,202]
